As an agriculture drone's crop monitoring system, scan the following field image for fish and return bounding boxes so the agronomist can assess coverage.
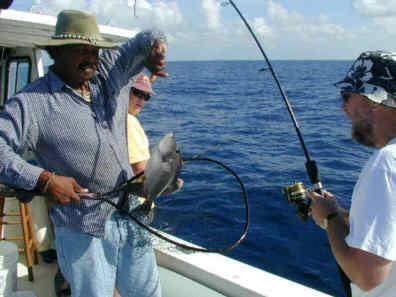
[125,132,183,211]
[142,132,183,201]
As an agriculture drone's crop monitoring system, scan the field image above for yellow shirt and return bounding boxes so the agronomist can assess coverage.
[127,114,151,206]
[127,114,150,164]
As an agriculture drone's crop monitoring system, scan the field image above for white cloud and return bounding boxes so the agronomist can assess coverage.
[261,0,351,41]
[181,0,354,57]
[32,0,86,14]
[201,0,222,31]
[351,0,396,36]
[33,0,183,30]
[251,18,273,39]
[152,2,183,28]
[352,0,396,17]
[29,0,396,60]
[369,17,396,35]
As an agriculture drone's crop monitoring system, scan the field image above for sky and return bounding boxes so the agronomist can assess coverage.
[8,0,396,61]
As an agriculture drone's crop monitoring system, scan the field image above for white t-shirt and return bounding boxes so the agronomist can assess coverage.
[345,138,396,297]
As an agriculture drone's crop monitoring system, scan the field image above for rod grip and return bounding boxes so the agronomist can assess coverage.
[305,160,323,194]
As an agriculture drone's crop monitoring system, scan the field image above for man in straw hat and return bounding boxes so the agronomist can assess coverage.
[0,9,167,297]
[308,51,396,297]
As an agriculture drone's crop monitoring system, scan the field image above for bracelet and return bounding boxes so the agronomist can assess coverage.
[42,172,56,194]
[323,211,339,230]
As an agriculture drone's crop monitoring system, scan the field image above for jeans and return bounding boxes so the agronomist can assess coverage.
[55,211,162,297]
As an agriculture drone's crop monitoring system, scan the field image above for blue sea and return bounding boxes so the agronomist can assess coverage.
[138,60,374,297]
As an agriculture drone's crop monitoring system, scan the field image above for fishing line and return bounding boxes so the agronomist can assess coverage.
[0,156,249,253]
[124,156,249,253]
[190,142,222,160]
[224,1,351,295]
[96,156,249,253]
[224,0,322,193]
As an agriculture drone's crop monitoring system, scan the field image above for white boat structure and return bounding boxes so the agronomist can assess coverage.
[0,8,332,297]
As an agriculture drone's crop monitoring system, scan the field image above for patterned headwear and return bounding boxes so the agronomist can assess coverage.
[335,50,396,108]
[133,74,156,95]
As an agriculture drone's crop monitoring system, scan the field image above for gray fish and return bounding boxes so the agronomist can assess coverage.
[125,132,183,211]
[142,132,182,201]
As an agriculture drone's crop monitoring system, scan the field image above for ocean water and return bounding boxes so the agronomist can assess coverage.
[139,60,374,297]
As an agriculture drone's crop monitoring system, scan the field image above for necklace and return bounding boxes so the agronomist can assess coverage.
[74,87,92,103]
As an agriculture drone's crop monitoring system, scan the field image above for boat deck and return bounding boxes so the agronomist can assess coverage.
[17,258,57,297]
[15,254,226,297]
[14,247,333,297]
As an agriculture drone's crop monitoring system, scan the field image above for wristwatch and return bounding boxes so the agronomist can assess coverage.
[323,212,338,230]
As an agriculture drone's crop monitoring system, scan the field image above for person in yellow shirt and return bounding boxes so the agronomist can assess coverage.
[127,73,153,175]
[127,73,183,205]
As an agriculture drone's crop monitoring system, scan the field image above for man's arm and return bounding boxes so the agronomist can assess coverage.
[0,96,86,204]
[131,161,147,176]
[326,215,392,291]
[309,191,393,291]
[100,29,168,90]
[0,96,43,191]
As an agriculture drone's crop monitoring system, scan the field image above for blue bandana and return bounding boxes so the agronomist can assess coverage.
[335,50,396,108]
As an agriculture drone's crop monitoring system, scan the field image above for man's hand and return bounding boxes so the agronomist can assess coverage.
[46,175,88,205]
[144,40,168,83]
[161,178,184,196]
[307,190,339,229]
[38,171,87,205]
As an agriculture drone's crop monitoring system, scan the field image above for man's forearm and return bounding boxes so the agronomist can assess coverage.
[326,212,354,280]
[338,207,349,227]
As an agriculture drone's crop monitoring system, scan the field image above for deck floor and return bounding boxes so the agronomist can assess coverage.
[14,255,226,297]
[16,256,57,297]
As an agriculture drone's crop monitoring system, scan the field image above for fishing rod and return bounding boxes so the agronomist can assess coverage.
[225,2,352,296]
[225,0,323,221]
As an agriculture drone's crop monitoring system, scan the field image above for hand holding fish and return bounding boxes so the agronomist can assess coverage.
[144,40,168,83]
[307,190,339,230]
[161,178,184,196]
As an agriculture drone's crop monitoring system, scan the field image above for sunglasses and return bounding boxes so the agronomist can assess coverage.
[132,88,151,101]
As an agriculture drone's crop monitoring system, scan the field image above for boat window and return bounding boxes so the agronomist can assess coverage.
[5,57,31,103]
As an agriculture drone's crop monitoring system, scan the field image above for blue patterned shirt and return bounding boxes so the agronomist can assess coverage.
[0,30,166,237]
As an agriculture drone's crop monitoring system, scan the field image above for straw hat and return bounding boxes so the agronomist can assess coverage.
[35,10,119,49]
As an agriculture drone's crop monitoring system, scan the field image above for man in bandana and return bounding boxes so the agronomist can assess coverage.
[309,51,396,297]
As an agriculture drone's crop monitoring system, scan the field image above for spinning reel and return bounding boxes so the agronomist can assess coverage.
[283,182,311,222]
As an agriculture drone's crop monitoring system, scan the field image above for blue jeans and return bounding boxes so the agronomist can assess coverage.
[55,211,162,297]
